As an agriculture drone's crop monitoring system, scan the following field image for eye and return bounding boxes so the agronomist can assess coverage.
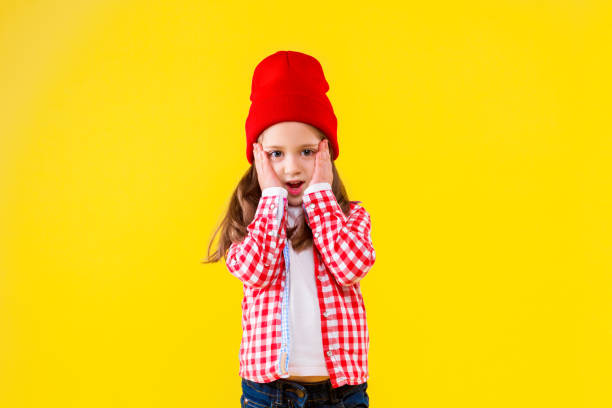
[268,150,282,158]
[303,149,315,156]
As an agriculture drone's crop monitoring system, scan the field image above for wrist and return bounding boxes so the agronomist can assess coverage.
[304,182,332,196]
[308,181,332,188]
[262,186,288,197]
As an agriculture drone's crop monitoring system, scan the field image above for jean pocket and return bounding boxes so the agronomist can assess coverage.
[340,383,369,408]
[243,397,270,408]
[241,379,273,408]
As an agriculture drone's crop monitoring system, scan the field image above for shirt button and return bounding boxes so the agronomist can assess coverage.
[323,311,330,317]
[270,204,275,209]
[309,204,316,209]
[327,351,333,356]
[314,232,319,238]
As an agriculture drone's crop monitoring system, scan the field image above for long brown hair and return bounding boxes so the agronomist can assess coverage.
[201,138,352,264]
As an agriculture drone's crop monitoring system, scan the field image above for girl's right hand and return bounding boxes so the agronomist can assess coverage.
[253,143,283,190]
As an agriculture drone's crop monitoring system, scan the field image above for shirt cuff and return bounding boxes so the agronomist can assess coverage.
[303,182,332,196]
[261,186,288,197]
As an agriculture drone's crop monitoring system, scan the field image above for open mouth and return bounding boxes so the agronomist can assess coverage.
[286,181,304,194]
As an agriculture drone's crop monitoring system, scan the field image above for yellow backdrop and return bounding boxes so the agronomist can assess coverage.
[1,1,610,406]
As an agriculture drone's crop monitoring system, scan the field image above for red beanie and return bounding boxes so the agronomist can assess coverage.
[245,50,338,165]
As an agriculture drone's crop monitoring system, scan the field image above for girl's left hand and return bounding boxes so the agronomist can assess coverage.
[308,139,333,188]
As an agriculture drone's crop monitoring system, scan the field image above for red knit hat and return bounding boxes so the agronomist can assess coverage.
[245,50,338,165]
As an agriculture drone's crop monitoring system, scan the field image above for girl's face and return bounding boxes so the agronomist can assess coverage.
[257,121,325,206]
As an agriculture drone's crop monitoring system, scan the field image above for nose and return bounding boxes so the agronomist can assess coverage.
[283,152,302,175]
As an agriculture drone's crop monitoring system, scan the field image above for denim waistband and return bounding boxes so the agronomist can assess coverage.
[242,377,365,406]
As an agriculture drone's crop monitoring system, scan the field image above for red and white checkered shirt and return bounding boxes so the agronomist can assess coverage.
[225,183,376,388]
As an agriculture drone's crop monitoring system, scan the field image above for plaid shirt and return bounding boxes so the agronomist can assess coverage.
[225,183,376,388]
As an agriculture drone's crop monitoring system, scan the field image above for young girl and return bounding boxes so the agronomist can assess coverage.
[203,50,375,407]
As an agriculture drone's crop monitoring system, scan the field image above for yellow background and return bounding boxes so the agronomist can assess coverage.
[1,1,611,406]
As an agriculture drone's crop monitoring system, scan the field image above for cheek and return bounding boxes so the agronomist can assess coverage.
[304,168,314,181]
[307,161,316,174]
[270,164,281,175]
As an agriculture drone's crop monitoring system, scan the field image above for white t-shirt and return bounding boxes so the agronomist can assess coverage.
[286,205,329,376]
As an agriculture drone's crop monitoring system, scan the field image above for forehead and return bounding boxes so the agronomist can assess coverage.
[258,121,323,147]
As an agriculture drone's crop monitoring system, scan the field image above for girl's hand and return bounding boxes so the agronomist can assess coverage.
[253,143,283,190]
[307,139,334,188]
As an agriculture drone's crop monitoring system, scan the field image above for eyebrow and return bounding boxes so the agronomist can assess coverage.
[264,144,318,149]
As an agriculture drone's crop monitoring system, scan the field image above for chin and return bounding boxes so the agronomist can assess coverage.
[288,196,303,206]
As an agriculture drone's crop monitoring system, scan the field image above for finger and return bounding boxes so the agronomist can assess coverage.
[253,144,261,172]
[258,147,266,172]
[260,146,269,166]
[319,140,327,158]
[260,146,273,172]
[263,154,279,183]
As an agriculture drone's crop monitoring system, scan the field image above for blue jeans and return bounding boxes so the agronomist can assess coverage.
[240,377,369,408]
